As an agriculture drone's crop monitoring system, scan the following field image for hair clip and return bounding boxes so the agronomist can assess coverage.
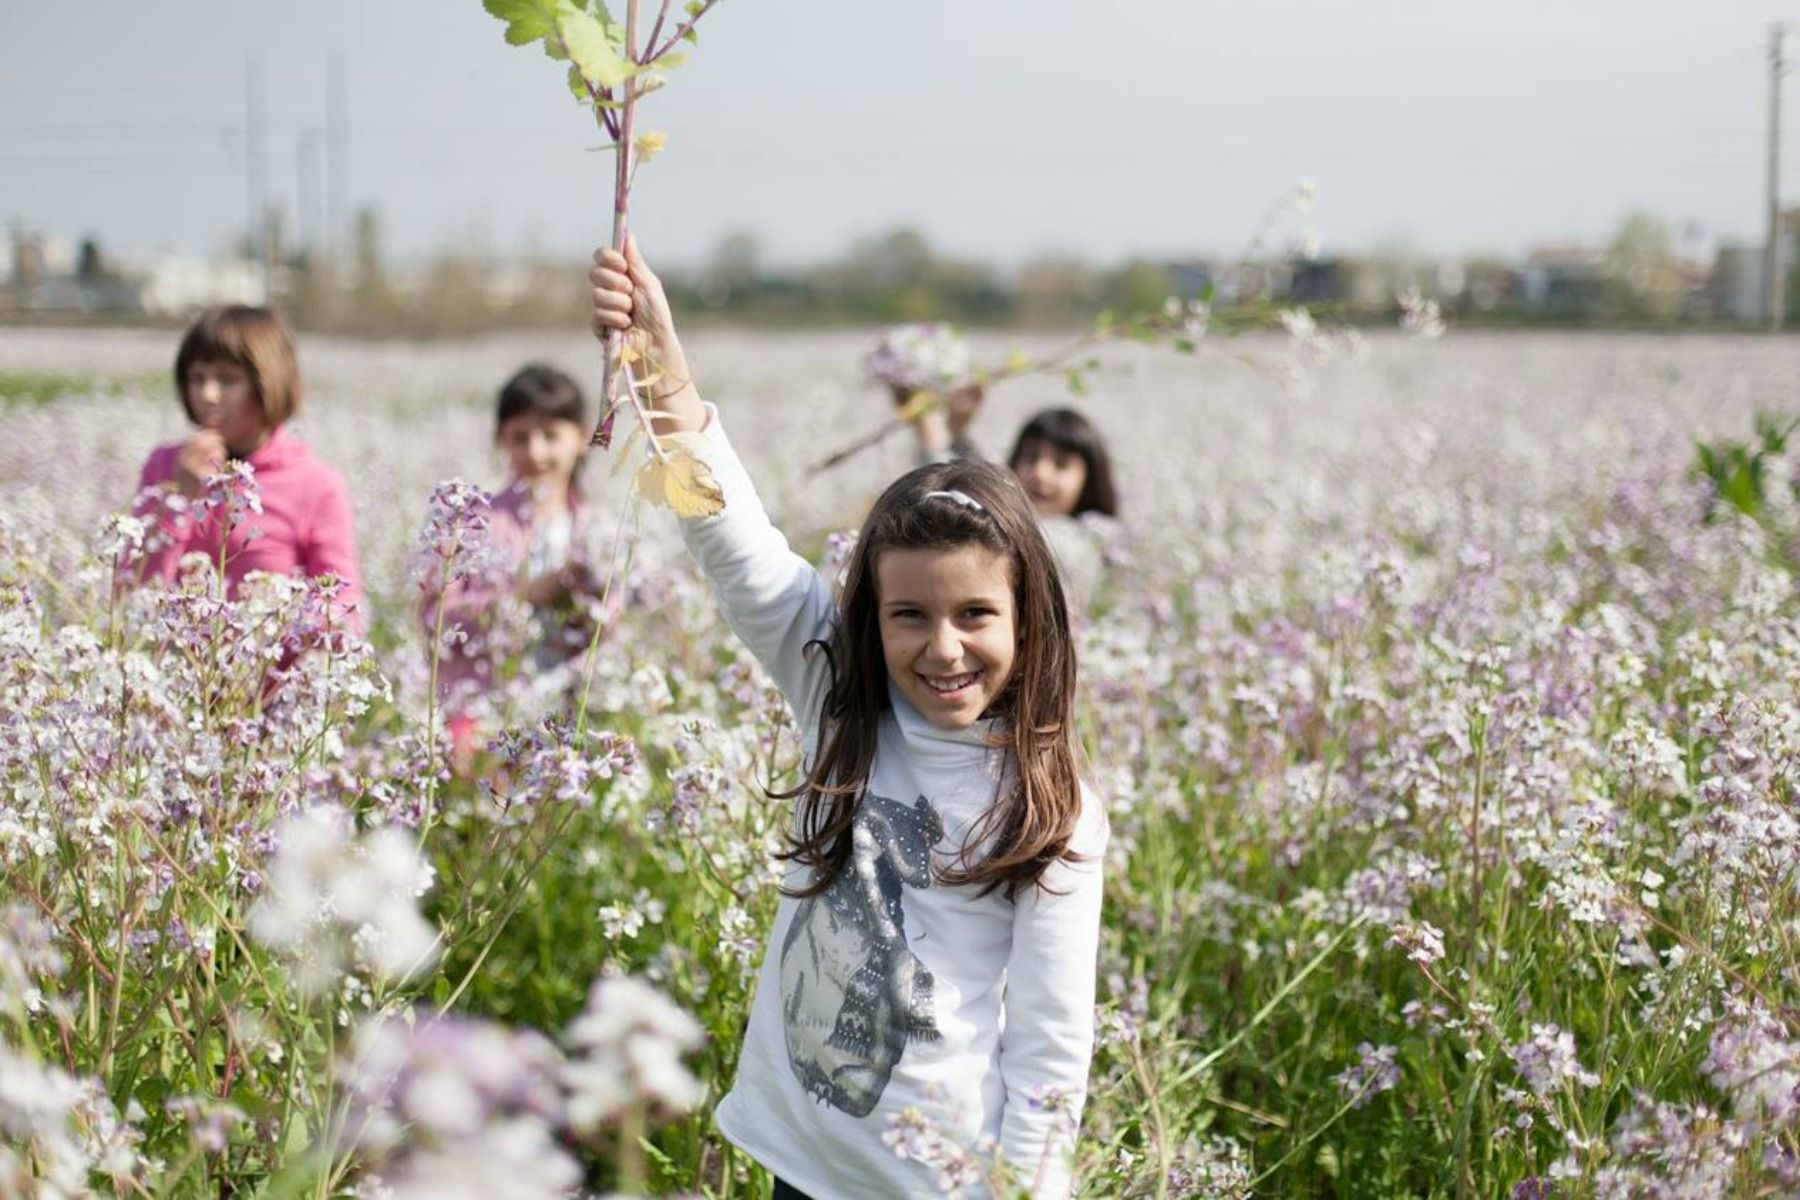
[921,488,985,513]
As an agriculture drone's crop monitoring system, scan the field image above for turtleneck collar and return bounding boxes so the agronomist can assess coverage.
[884,678,1003,769]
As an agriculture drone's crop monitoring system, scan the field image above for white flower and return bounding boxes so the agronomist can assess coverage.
[249,807,438,994]
[1398,287,1446,339]
[562,975,705,1129]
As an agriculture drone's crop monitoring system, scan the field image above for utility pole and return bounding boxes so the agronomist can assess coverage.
[1766,24,1787,332]
[298,129,322,261]
[247,54,269,296]
[327,55,348,266]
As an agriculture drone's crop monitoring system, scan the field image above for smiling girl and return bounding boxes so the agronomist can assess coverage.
[591,241,1107,1199]
[914,390,1121,614]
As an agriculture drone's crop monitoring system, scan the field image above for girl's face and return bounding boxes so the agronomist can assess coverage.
[1011,437,1086,517]
[498,414,585,489]
[875,543,1017,730]
[186,359,268,455]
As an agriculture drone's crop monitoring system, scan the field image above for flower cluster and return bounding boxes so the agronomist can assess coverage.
[863,323,971,393]
[248,805,438,995]
[337,974,704,1199]
[6,328,1800,1194]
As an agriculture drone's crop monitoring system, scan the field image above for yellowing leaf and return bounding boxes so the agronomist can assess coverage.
[557,0,630,90]
[896,389,939,423]
[610,421,645,475]
[633,130,668,163]
[1005,350,1033,375]
[634,442,724,518]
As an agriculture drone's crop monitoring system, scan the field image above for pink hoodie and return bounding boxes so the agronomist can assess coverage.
[418,480,610,720]
[125,428,365,630]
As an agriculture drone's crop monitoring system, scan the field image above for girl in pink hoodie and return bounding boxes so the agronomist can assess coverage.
[124,305,365,631]
[419,364,612,760]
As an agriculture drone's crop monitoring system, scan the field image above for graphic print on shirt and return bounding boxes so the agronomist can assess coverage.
[780,792,945,1118]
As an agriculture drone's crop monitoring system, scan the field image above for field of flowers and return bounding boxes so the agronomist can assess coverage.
[1,325,1797,1197]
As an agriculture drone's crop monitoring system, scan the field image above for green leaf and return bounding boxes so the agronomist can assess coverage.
[558,0,631,90]
[483,0,560,47]
[654,50,689,69]
[567,63,592,100]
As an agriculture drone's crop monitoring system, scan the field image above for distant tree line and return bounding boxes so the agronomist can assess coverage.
[9,206,1800,336]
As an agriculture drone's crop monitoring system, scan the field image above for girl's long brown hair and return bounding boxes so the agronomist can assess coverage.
[774,459,1082,899]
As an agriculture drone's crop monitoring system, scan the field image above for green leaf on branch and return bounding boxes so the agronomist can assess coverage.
[484,0,562,46]
[558,0,632,90]
[1065,370,1088,396]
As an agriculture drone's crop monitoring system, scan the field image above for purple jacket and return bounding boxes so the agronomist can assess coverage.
[417,481,609,716]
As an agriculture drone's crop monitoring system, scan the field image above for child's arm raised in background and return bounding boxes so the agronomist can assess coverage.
[591,241,834,728]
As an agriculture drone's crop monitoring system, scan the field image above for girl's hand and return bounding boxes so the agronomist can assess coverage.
[944,383,985,439]
[521,568,574,609]
[174,430,226,498]
[590,238,705,432]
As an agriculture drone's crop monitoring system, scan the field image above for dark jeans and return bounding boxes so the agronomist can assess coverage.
[773,1179,813,1200]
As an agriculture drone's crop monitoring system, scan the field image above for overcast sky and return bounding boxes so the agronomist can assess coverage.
[2,1,1796,269]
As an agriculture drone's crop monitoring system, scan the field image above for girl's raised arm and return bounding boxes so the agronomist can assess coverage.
[590,240,704,435]
[591,242,834,728]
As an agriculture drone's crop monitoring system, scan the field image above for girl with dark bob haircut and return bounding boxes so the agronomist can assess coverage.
[124,304,364,630]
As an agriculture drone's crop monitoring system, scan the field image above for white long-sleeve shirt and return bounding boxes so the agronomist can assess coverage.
[683,416,1107,1199]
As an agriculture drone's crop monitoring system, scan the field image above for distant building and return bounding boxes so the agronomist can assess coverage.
[138,256,267,315]
[1520,245,1605,314]
[1712,221,1800,324]
[1715,243,1766,322]
[1289,257,1387,307]
[1453,260,1523,313]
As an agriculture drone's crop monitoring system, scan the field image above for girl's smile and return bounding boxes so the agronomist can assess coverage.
[1011,436,1087,518]
[875,544,1016,730]
[498,413,585,492]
